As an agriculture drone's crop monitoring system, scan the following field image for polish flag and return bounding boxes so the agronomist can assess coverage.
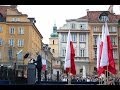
[97,34,102,76]
[42,58,46,71]
[64,30,76,75]
[99,22,116,75]
[97,25,105,76]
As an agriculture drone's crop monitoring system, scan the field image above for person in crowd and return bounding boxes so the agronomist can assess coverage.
[33,52,42,84]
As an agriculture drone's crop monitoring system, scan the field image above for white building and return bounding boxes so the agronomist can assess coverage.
[57,17,90,75]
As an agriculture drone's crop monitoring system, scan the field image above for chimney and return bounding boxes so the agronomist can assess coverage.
[10,5,17,9]
[86,9,89,12]
[108,5,113,13]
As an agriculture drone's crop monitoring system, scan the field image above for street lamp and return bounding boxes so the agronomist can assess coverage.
[16,49,23,77]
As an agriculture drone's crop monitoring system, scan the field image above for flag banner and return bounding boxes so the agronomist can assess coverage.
[97,33,105,76]
[64,30,76,75]
[97,22,117,76]
[97,25,106,76]
[42,58,46,71]
[100,23,109,67]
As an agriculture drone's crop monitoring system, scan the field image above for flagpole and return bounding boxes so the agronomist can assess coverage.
[68,69,71,85]
[100,77,103,85]
[106,66,109,85]
[68,73,71,85]
[98,78,100,85]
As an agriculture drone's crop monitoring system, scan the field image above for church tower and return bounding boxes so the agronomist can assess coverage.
[49,23,61,75]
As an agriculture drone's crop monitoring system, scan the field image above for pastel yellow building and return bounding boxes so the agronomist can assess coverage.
[49,24,61,75]
[0,5,43,77]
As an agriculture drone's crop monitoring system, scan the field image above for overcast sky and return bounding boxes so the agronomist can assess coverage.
[17,5,120,44]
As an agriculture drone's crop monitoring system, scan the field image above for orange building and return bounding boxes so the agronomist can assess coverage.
[0,5,43,77]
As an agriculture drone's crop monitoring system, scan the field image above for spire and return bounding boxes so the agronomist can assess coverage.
[108,5,113,13]
[53,23,57,33]
[50,22,58,37]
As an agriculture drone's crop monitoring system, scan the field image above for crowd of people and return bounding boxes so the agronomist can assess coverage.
[40,73,120,85]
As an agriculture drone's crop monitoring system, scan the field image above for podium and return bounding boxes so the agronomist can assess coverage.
[27,63,36,84]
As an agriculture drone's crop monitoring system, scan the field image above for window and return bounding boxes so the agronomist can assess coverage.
[18,39,24,47]
[0,26,2,32]
[62,47,66,56]
[112,26,116,32]
[61,33,67,42]
[9,27,15,34]
[94,35,98,45]
[113,49,117,59]
[12,18,15,21]
[12,17,20,22]
[93,26,99,32]
[9,39,14,46]
[17,52,23,60]
[79,33,86,42]
[71,23,76,29]
[80,49,85,57]
[109,26,112,32]
[52,49,55,53]
[100,16,109,22]
[8,49,13,60]
[0,38,3,46]
[71,33,77,42]
[111,37,116,45]
[109,26,117,32]
[80,24,86,30]
[94,49,97,58]
[99,15,109,22]
[18,27,24,34]
[53,40,54,44]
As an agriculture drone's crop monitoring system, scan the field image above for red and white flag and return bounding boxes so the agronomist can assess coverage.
[97,25,105,76]
[64,30,76,75]
[99,22,116,75]
[42,58,46,71]
[104,22,116,74]
[96,34,101,71]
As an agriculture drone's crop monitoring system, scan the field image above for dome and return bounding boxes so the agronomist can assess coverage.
[50,33,58,37]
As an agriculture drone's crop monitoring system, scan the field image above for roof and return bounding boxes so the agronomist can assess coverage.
[78,15,87,19]
[50,33,58,37]
[0,5,26,18]
[87,11,120,23]
[0,6,11,18]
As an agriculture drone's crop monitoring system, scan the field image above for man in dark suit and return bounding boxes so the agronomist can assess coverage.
[34,52,42,84]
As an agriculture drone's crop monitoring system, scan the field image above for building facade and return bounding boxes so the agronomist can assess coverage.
[0,5,43,77]
[57,17,90,76]
[57,7,120,76]
[87,10,120,75]
[49,24,61,75]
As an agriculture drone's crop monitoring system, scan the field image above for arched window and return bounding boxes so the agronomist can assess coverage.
[53,40,54,44]
[71,23,76,29]
[52,49,55,53]
[99,12,109,22]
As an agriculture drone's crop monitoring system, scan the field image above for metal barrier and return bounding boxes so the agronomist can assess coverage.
[35,81,99,85]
